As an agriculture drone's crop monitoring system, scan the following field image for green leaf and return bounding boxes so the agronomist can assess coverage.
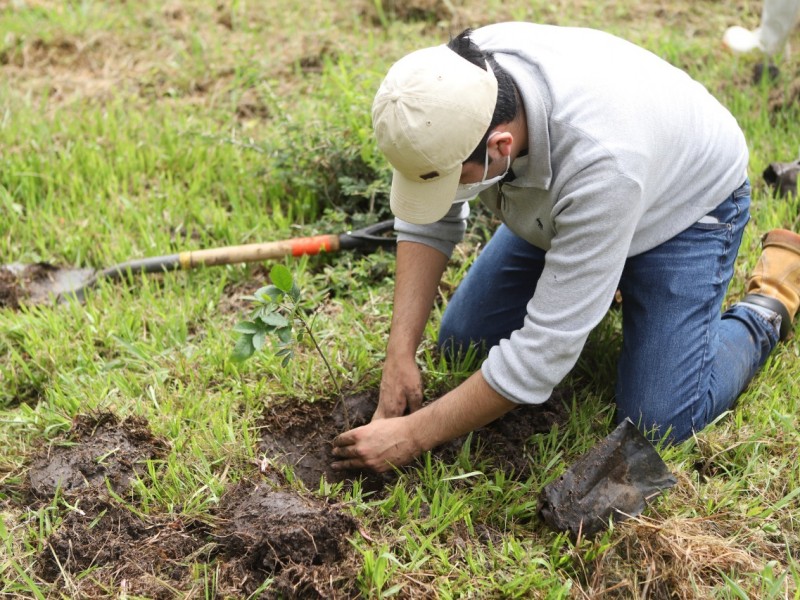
[260,312,290,328]
[276,326,293,344]
[252,329,267,351]
[270,264,294,293]
[289,283,301,302]
[255,306,277,324]
[255,285,283,302]
[276,346,294,367]
[231,334,256,362]
[233,321,260,334]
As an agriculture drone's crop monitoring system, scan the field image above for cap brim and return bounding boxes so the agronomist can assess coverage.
[389,168,460,225]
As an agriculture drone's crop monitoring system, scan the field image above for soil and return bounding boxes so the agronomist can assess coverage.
[20,411,364,598]
[27,413,168,498]
[214,480,361,598]
[37,490,212,599]
[259,388,569,491]
[0,265,20,308]
[13,391,567,597]
[0,262,95,308]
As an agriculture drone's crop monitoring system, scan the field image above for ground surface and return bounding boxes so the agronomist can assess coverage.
[7,396,568,597]
[2,0,799,597]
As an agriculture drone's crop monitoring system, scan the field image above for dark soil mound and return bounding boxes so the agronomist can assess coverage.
[259,390,391,490]
[38,491,210,598]
[28,413,168,498]
[215,480,360,598]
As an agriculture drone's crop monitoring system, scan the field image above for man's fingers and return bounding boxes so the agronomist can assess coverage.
[331,443,360,458]
[332,428,359,448]
[331,459,358,471]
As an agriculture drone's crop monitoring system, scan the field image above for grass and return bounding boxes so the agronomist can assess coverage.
[2,0,800,597]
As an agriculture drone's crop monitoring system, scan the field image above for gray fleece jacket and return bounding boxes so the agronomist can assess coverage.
[394,22,749,406]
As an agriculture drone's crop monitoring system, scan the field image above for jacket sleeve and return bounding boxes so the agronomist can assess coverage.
[394,201,469,258]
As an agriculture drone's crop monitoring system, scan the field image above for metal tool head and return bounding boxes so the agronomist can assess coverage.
[0,263,97,308]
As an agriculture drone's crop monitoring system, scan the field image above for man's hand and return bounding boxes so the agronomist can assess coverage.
[331,417,420,473]
[374,355,424,419]
[331,371,517,474]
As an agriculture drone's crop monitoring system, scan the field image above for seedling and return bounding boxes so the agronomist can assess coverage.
[232,264,350,429]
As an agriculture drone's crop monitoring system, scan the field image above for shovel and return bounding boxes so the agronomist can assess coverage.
[763,158,799,198]
[1,219,396,308]
[538,418,677,539]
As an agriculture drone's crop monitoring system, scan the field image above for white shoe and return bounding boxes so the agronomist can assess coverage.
[723,25,763,53]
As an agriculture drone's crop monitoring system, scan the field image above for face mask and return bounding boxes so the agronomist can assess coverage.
[454,132,511,202]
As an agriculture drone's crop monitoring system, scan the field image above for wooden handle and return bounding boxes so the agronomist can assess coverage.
[178,234,341,268]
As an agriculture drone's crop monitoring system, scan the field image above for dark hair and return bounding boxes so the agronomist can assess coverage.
[447,29,518,165]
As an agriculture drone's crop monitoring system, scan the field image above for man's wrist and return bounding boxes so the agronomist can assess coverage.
[385,340,418,363]
[405,409,436,453]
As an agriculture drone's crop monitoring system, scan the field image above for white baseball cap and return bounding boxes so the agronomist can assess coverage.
[372,44,498,225]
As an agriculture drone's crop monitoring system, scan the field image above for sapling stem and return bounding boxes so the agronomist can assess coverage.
[232,264,352,431]
[294,312,351,430]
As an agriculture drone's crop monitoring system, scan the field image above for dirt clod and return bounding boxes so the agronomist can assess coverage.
[38,492,209,598]
[28,413,168,498]
[216,480,359,598]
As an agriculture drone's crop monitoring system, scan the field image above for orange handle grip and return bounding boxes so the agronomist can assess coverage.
[178,234,341,268]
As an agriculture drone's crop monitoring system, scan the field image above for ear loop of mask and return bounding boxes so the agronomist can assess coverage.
[463,131,511,190]
[453,133,512,202]
[476,131,511,187]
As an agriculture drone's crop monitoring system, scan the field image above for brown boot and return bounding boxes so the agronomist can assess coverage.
[742,229,800,340]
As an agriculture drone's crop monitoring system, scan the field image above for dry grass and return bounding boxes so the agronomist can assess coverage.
[582,516,766,599]
[573,472,795,599]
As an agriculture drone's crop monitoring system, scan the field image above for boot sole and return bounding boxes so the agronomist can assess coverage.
[741,294,792,340]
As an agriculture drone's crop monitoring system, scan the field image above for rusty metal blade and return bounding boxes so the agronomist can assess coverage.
[1,263,97,308]
[538,419,677,538]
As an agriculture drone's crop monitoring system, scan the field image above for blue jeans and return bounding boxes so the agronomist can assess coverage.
[439,180,780,442]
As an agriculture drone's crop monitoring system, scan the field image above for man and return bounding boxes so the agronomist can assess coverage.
[331,23,800,473]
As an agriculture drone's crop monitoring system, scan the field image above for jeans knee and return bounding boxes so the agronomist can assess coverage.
[437,319,488,362]
[615,398,692,444]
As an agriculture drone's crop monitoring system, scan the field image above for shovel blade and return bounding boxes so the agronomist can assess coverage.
[538,418,677,538]
[0,263,97,308]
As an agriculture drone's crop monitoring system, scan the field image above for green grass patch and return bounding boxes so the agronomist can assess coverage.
[1,0,799,597]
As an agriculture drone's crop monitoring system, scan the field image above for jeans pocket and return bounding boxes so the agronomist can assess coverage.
[692,180,750,232]
[692,220,731,232]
